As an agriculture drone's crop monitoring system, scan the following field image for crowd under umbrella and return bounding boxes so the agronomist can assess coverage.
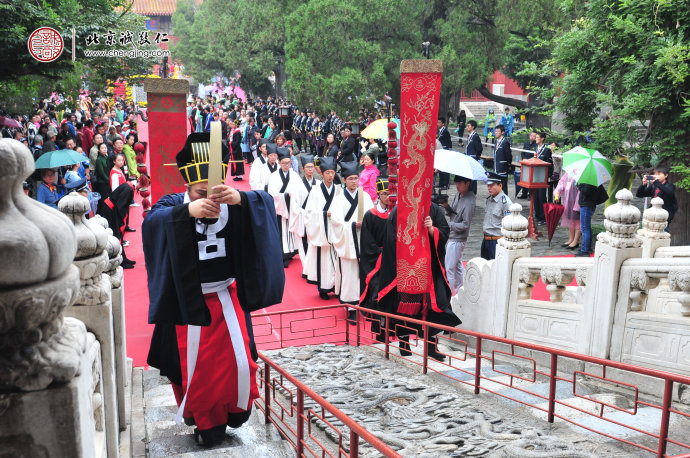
[34,149,88,169]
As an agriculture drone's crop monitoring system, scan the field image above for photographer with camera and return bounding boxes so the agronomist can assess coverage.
[636,165,678,231]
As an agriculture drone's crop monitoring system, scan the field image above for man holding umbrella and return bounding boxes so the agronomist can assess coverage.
[442,175,476,293]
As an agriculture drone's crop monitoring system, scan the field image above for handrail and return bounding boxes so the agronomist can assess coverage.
[254,304,690,385]
[258,350,401,458]
[252,303,690,457]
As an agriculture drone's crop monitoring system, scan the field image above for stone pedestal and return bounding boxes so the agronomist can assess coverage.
[0,139,104,457]
[451,203,530,336]
[143,78,190,204]
[637,196,671,258]
[581,189,642,358]
[0,319,106,458]
[59,193,119,457]
[92,215,128,429]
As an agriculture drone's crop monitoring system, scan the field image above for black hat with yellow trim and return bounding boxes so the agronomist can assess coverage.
[376,177,389,193]
[175,132,229,185]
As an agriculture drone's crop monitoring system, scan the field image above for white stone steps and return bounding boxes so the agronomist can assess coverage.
[141,367,291,458]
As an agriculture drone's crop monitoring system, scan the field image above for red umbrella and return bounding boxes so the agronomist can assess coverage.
[543,202,565,246]
[0,116,22,129]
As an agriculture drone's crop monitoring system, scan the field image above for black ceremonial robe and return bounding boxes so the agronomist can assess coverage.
[143,190,284,384]
[359,207,390,310]
[377,203,461,336]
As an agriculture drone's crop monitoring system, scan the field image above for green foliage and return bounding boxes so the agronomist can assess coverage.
[551,0,690,189]
[0,0,157,113]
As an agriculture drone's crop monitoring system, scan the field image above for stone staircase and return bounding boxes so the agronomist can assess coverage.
[459,101,505,121]
[130,368,292,458]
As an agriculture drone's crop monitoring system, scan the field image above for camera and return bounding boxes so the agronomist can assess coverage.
[431,192,449,205]
[646,175,655,181]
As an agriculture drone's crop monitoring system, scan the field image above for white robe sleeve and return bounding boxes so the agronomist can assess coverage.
[249,162,266,191]
[267,172,290,219]
[331,192,374,260]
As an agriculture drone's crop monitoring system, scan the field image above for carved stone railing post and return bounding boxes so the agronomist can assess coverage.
[628,269,661,311]
[92,214,127,429]
[490,203,532,336]
[540,267,576,302]
[517,267,540,300]
[581,189,642,358]
[637,197,671,258]
[60,193,119,457]
[0,139,101,456]
[668,269,690,316]
[452,203,530,336]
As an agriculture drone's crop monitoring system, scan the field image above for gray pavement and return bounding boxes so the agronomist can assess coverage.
[437,175,646,260]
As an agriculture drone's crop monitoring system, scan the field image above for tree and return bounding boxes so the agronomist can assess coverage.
[0,0,156,113]
[171,0,293,97]
[551,0,690,245]
[283,0,423,115]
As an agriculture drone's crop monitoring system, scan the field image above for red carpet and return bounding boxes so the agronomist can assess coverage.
[122,146,571,367]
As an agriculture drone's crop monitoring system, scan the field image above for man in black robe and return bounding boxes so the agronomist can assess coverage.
[377,202,461,361]
[143,132,284,446]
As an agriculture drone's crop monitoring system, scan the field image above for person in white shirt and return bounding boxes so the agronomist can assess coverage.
[290,154,320,278]
[267,147,301,267]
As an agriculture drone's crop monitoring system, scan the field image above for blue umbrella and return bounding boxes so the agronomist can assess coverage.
[35,149,88,169]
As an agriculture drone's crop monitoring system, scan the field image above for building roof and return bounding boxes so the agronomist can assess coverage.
[131,0,203,16]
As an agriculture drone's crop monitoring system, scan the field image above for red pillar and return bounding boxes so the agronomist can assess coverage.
[143,78,190,203]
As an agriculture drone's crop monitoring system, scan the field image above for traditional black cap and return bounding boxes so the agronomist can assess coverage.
[486,171,504,184]
[175,132,229,185]
[277,146,291,161]
[259,138,270,146]
[65,177,88,192]
[317,156,336,172]
[300,154,315,167]
[376,177,389,193]
[340,161,359,179]
[266,142,278,156]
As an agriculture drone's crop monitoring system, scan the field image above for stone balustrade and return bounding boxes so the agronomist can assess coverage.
[0,139,104,457]
[452,187,690,393]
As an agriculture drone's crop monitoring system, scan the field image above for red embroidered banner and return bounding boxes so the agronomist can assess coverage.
[396,60,443,302]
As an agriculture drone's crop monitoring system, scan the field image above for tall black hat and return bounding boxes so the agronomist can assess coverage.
[300,154,315,167]
[339,161,359,179]
[175,132,229,185]
[317,156,336,172]
[266,142,279,156]
[277,147,291,161]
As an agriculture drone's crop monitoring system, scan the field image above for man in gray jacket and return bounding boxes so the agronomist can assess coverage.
[441,175,476,293]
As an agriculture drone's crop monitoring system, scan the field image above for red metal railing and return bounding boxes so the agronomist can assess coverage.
[252,304,690,458]
[256,351,400,457]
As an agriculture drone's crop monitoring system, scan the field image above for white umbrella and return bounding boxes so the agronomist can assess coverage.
[434,149,488,181]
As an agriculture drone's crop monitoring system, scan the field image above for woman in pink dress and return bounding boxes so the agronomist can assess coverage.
[359,150,380,201]
[555,171,581,249]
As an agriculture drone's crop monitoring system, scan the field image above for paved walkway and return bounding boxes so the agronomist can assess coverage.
[438,175,646,260]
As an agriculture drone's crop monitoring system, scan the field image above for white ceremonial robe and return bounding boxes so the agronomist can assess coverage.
[249,156,276,191]
[267,168,302,260]
[290,175,320,278]
[304,181,341,294]
[331,188,374,304]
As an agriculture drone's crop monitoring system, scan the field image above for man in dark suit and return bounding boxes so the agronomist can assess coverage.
[493,125,512,191]
[436,117,452,189]
[534,132,553,224]
[465,120,483,194]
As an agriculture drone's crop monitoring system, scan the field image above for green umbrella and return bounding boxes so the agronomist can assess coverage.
[562,146,612,186]
[35,149,88,169]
